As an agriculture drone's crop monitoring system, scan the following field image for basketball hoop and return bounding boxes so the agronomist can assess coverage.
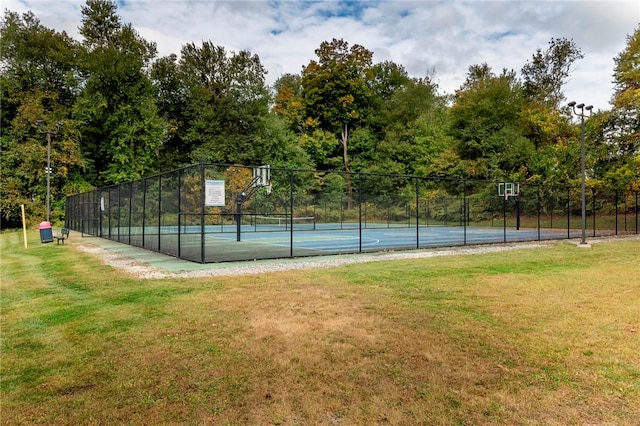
[498,182,519,200]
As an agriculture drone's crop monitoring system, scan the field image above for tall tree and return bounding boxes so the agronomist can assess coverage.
[521,38,584,108]
[595,26,640,190]
[301,38,373,204]
[366,61,412,141]
[273,73,305,133]
[611,26,640,112]
[74,0,166,184]
[150,53,191,169]
[450,65,531,182]
[176,41,271,165]
[371,77,446,176]
[0,10,85,226]
[1,10,79,128]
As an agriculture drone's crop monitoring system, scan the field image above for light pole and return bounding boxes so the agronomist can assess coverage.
[35,120,63,223]
[567,101,593,245]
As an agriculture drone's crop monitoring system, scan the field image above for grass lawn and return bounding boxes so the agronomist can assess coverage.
[1,230,639,425]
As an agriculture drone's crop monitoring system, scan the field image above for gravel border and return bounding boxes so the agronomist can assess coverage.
[75,235,639,280]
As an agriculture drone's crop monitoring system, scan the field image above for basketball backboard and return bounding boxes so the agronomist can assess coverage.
[498,182,520,199]
[253,165,271,187]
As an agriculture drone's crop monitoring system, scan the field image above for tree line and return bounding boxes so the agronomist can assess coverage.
[1,0,638,227]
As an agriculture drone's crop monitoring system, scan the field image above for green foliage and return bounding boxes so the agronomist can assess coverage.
[521,38,584,108]
[375,79,452,178]
[74,0,165,184]
[256,113,313,170]
[519,104,571,149]
[301,39,373,137]
[606,26,640,190]
[300,38,374,202]
[170,41,271,166]
[611,26,640,112]
[149,54,190,168]
[272,73,305,134]
[298,129,341,170]
[0,10,86,227]
[450,66,526,181]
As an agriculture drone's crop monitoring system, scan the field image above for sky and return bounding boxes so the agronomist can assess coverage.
[5,0,639,109]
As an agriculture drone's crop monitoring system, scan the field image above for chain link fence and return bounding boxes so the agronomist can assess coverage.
[65,163,639,263]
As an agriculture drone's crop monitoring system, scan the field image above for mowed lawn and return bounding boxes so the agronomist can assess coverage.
[1,230,639,425]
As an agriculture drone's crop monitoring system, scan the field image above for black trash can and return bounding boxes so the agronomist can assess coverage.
[39,221,53,243]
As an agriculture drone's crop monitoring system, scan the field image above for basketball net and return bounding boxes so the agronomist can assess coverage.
[266,182,272,195]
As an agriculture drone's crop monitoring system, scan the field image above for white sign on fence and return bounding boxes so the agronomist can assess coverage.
[204,180,226,207]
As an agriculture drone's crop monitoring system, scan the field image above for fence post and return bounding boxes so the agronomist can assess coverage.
[415,177,420,248]
[462,178,467,246]
[128,181,133,245]
[341,194,344,230]
[158,175,162,251]
[636,191,638,234]
[358,173,363,253]
[199,164,206,263]
[591,188,596,237]
[236,194,242,242]
[177,168,182,259]
[567,187,571,239]
[100,190,104,238]
[290,170,294,257]
[142,178,147,248]
[503,189,507,243]
[117,184,121,242]
[615,190,619,235]
[537,188,541,240]
[516,195,520,230]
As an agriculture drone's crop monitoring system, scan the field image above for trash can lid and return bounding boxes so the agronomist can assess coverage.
[39,221,52,229]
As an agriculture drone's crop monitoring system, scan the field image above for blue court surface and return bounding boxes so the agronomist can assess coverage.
[218,225,568,249]
[187,224,577,262]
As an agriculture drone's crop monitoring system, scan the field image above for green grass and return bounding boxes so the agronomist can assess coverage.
[1,230,639,424]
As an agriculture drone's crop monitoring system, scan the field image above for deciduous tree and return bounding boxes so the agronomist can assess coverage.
[301,39,373,204]
[177,41,271,165]
[595,26,640,190]
[450,65,531,182]
[521,37,583,108]
[74,0,166,184]
[0,10,84,226]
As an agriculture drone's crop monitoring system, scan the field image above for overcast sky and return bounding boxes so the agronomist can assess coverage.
[5,0,639,109]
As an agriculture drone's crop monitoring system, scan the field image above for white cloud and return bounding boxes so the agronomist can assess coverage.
[4,0,638,108]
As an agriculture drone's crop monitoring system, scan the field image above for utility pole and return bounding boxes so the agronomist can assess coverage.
[35,121,63,222]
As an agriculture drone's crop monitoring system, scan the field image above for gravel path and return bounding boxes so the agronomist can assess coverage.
[73,235,640,280]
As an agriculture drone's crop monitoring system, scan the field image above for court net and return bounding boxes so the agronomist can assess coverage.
[250,215,316,231]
